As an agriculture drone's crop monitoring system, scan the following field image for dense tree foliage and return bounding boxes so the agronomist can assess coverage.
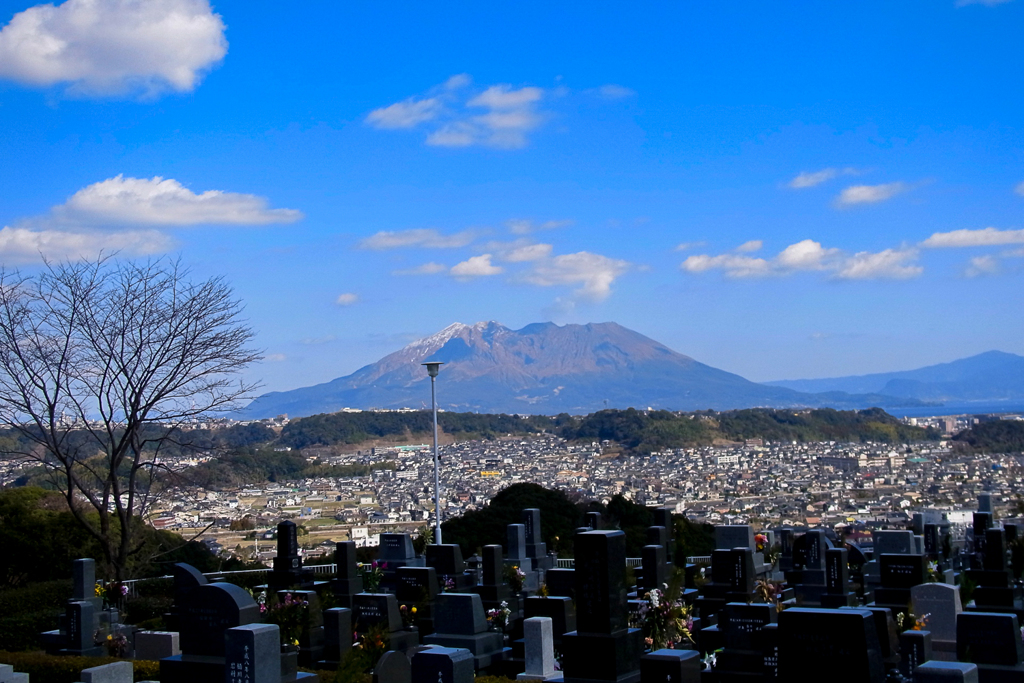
[953,420,1024,453]
[184,449,395,489]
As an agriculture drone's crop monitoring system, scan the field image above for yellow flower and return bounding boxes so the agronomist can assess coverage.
[107,634,113,641]
[411,607,417,614]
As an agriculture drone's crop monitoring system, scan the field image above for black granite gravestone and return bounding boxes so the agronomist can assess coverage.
[639,649,701,683]
[422,593,509,669]
[410,646,474,683]
[640,545,667,594]
[331,542,363,608]
[778,608,885,683]
[319,608,352,669]
[373,651,411,683]
[821,547,856,609]
[225,623,283,683]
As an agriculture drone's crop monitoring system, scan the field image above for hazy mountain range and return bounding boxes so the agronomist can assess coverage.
[238,321,994,419]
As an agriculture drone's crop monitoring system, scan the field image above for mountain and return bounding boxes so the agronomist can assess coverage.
[766,350,1024,403]
[241,321,921,419]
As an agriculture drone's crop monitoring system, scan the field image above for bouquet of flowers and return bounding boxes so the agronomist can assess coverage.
[263,592,310,648]
[486,601,512,629]
[94,581,128,609]
[504,564,525,592]
[361,560,386,592]
[628,587,694,651]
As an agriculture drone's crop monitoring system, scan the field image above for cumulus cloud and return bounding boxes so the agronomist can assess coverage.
[48,175,303,226]
[367,76,548,149]
[392,262,447,276]
[359,228,478,250]
[506,218,571,235]
[335,293,358,306]
[0,225,172,264]
[965,255,1000,277]
[682,239,920,281]
[735,240,763,253]
[595,84,636,99]
[451,254,502,278]
[836,182,909,206]
[833,248,922,280]
[365,97,441,129]
[522,251,630,301]
[921,227,1024,248]
[0,0,227,97]
[789,168,839,189]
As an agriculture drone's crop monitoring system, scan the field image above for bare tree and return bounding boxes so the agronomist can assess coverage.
[0,258,260,580]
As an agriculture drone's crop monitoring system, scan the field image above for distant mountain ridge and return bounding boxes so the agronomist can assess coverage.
[766,350,1024,404]
[241,321,922,419]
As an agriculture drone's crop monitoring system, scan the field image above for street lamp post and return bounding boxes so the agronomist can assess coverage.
[422,362,444,545]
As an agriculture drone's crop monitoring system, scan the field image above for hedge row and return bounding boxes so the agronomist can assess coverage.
[0,652,160,683]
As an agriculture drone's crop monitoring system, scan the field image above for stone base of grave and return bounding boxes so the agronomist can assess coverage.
[872,587,912,607]
[386,628,421,653]
[820,592,858,609]
[40,630,64,655]
[792,584,827,606]
[560,628,643,683]
[160,654,225,683]
[698,625,723,656]
[930,639,958,662]
[475,584,512,604]
[60,646,105,657]
[423,631,509,669]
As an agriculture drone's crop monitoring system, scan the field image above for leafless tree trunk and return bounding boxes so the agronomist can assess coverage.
[0,258,260,580]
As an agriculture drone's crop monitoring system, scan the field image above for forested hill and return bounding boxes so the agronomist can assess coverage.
[953,420,1024,453]
[272,406,938,453]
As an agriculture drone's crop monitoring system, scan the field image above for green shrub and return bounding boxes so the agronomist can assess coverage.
[0,581,72,651]
[0,652,159,683]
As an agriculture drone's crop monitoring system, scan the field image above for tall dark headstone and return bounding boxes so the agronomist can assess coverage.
[523,508,552,570]
[778,608,885,683]
[640,545,667,594]
[586,512,603,531]
[225,624,281,683]
[561,530,643,683]
[320,608,352,668]
[270,521,310,591]
[331,542,363,607]
[411,646,474,683]
[821,548,856,609]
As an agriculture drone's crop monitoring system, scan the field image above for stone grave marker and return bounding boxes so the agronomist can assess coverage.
[517,617,558,681]
[410,646,474,683]
[332,542,363,607]
[507,524,530,570]
[821,547,856,609]
[373,651,411,683]
[873,530,915,556]
[912,582,961,657]
[354,593,419,654]
[426,545,472,591]
[639,545,666,594]
[64,601,101,655]
[560,530,643,683]
[653,508,674,563]
[379,534,421,569]
[978,492,993,513]
[956,612,1024,668]
[545,568,574,599]
[778,608,885,683]
[639,650,701,683]
[225,623,281,683]
[397,566,440,604]
[715,525,754,551]
[899,629,932,681]
[81,661,133,683]
[423,593,508,669]
[586,511,603,530]
[915,661,979,683]
[135,631,181,660]
[320,608,352,669]
[270,521,310,591]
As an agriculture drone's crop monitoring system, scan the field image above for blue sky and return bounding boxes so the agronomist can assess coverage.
[1,0,1022,395]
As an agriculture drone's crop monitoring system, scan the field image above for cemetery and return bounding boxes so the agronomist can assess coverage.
[3,500,1024,683]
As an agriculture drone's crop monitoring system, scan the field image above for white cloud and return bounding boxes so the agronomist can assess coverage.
[0,0,227,97]
[956,0,1012,6]
[833,248,922,280]
[365,97,441,129]
[335,293,358,306]
[392,262,447,276]
[359,228,478,250]
[1014,181,1024,196]
[682,239,919,280]
[775,239,839,270]
[789,168,838,189]
[922,227,1024,248]
[369,76,548,149]
[735,240,763,253]
[48,175,303,226]
[506,219,571,235]
[0,225,172,264]
[675,241,706,251]
[595,84,635,99]
[965,255,1000,277]
[681,253,773,279]
[264,353,287,362]
[836,182,909,206]
[451,254,502,278]
[522,251,630,301]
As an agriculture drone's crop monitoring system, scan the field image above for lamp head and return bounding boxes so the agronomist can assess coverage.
[422,361,444,378]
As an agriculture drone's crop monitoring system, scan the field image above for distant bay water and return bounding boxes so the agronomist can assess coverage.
[887,401,1024,418]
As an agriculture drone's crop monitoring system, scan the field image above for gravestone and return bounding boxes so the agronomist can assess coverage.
[647,527,669,558]
[978,492,993,514]
[353,593,419,654]
[373,651,411,683]
[410,646,474,683]
[841,606,900,667]
[0,664,29,683]
[982,528,1007,572]
[225,623,282,683]
[972,513,993,556]
[331,542,363,608]
[712,602,776,680]
[956,612,1024,668]
[474,546,512,611]
[915,662,979,683]
[525,596,576,645]
[639,545,667,594]
[545,568,575,599]
[426,545,473,591]
[778,608,885,683]
[925,524,941,558]
[874,530,915,556]
[379,534,421,568]
[397,566,440,604]
[161,563,262,683]
[586,511,603,530]
[277,590,324,667]
[912,583,961,660]
[898,629,932,680]
[873,554,927,609]
[81,661,133,683]
[73,558,102,608]
[423,593,509,669]
[63,601,102,656]
[639,650,701,683]
[135,631,181,660]
[821,547,857,609]
[507,524,530,568]
[523,508,553,570]
[653,508,674,563]
[715,525,755,552]
[561,530,643,683]
[319,608,352,669]
[517,617,558,681]
[270,521,310,591]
